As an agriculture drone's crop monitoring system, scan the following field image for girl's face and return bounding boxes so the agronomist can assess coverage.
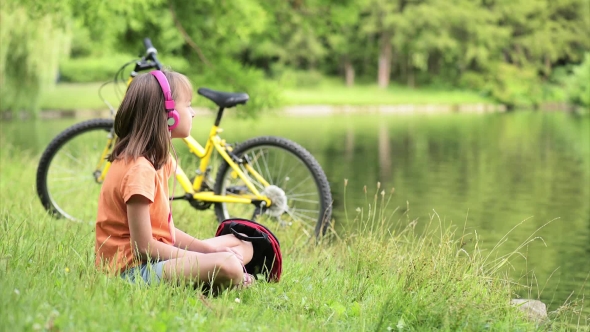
[170,92,195,138]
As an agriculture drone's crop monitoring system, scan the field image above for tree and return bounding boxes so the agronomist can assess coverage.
[361,0,405,88]
[0,0,71,116]
[565,53,590,108]
[479,0,589,108]
[3,0,589,113]
[163,0,280,116]
[323,0,368,86]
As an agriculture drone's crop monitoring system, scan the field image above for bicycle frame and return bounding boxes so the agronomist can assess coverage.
[93,67,272,208]
[177,125,271,206]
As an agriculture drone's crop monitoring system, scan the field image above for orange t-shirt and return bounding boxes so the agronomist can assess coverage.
[95,156,175,274]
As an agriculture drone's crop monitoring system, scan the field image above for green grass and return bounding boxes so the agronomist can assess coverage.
[38,80,493,111]
[1,142,585,331]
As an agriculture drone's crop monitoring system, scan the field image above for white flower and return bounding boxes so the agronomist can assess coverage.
[235,298,241,303]
[397,318,406,329]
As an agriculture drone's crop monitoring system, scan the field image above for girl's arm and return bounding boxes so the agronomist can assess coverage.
[127,195,197,261]
[173,228,214,253]
[174,228,244,264]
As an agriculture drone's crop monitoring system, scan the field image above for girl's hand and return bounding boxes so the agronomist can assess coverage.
[215,247,244,264]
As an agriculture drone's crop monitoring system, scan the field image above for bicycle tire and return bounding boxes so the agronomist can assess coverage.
[213,136,332,238]
[36,118,115,222]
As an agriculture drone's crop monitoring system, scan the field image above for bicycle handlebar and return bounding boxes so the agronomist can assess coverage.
[141,37,162,70]
[143,38,157,57]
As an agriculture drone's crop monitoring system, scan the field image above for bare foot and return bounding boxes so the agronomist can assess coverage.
[240,273,255,289]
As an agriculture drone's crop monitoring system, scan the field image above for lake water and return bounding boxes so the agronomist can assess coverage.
[2,111,589,314]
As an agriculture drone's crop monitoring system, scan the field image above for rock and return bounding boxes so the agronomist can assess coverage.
[511,299,548,323]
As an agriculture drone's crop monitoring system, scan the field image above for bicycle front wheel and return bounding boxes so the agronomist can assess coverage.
[36,119,115,222]
[213,136,332,242]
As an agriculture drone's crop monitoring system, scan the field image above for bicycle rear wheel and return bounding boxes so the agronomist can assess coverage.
[213,136,332,242]
[36,119,115,222]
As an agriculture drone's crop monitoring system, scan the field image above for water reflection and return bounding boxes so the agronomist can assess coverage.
[378,123,392,184]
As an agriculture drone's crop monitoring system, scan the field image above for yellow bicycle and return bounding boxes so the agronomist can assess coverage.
[36,38,333,239]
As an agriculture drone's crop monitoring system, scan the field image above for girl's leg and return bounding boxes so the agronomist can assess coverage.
[162,251,244,288]
[202,234,254,265]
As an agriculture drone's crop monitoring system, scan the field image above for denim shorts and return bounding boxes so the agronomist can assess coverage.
[120,261,167,285]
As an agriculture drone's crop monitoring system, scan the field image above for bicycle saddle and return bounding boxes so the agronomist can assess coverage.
[197,88,249,108]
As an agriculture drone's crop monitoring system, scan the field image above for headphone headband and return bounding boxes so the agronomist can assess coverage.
[150,70,176,110]
[150,70,180,130]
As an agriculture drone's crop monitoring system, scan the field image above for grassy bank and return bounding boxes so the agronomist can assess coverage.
[0,143,583,331]
[281,82,492,106]
[38,81,492,111]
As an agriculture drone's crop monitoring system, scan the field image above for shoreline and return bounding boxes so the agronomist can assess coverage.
[2,101,579,121]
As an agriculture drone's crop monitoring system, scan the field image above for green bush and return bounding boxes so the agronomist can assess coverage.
[269,64,325,88]
[566,53,590,108]
[190,58,282,117]
[461,64,566,109]
[282,70,324,88]
[59,54,191,83]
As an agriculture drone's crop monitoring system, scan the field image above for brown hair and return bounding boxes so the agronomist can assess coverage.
[108,71,193,170]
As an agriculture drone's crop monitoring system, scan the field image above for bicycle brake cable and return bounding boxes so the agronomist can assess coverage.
[112,59,138,104]
[98,81,116,116]
[96,59,138,117]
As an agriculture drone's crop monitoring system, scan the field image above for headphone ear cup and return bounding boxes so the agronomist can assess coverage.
[167,110,180,130]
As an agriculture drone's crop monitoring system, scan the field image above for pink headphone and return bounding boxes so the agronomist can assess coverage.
[150,70,180,130]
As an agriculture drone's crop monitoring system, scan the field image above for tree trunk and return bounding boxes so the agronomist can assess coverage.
[363,33,374,76]
[544,54,552,78]
[378,32,392,89]
[407,55,415,88]
[344,58,355,87]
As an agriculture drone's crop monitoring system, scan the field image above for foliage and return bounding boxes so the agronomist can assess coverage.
[481,63,543,109]
[59,54,190,83]
[37,81,492,111]
[0,0,71,115]
[188,58,283,117]
[2,0,589,114]
[565,53,590,108]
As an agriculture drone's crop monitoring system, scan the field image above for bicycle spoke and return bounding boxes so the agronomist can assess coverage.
[275,152,287,186]
[258,148,275,185]
[38,119,116,222]
[63,151,87,168]
[49,186,94,197]
[48,175,97,182]
[48,166,83,175]
[250,150,268,186]
[289,207,320,214]
[286,174,312,195]
[289,197,320,204]
[277,163,299,188]
[216,138,331,243]
[239,164,265,191]
[288,192,319,198]
[285,210,316,227]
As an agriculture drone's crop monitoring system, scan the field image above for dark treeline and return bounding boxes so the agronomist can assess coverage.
[1,0,589,114]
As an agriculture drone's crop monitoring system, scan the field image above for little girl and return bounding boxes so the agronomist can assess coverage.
[95,70,254,289]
